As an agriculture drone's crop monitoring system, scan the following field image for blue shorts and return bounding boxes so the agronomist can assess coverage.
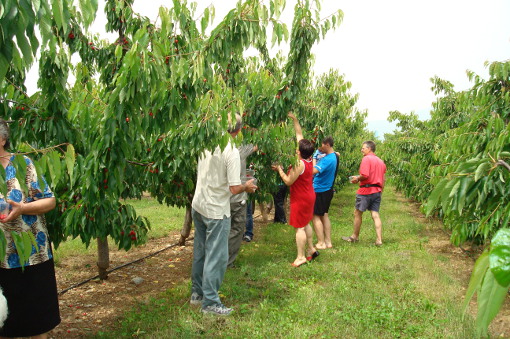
[355,192,382,212]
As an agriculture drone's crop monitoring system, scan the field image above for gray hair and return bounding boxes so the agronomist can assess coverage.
[227,113,243,133]
[0,119,10,149]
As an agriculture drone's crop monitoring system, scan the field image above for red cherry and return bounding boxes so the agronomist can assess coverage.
[104,168,108,172]
[104,185,108,189]
[157,138,162,142]
[131,236,136,240]
[125,117,130,122]
[129,230,135,236]
[149,112,153,116]
[203,78,207,83]
[103,179,107,183]
[68,32,75,39]
[147,148,151,152]
[174,39,179,44]
[120,231,124,235]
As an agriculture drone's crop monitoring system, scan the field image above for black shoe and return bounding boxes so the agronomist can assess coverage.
[243,235,252,242]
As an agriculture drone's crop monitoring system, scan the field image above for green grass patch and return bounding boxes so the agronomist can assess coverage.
[53,198,185,265]
[90,186,476,338]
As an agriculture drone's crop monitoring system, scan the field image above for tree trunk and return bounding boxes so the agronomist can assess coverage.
[178,205,193,245]
[258,202,268,222]
[97,237,109,280]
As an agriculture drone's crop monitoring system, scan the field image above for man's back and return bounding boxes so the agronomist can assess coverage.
[192,143,241,219]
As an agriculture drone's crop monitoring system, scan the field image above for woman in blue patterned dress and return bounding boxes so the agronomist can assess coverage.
[0,119,60,338]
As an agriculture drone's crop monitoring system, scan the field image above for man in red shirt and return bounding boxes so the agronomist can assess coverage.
[342,141,386,246]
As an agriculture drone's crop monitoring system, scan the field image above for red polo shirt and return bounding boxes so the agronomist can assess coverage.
[357,153,386,195]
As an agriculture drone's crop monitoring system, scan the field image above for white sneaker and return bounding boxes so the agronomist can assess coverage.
[201,304,233,316]
[190,292,203,306]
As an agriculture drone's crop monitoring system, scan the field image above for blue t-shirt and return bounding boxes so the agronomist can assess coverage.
[313,152,338,192]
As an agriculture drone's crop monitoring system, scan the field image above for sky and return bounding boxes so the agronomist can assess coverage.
[27,0,510,137]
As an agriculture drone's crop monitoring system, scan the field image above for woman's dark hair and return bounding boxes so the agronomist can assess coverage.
[363,140,376,152]
[299,139,315,159]
[0,119,10,149]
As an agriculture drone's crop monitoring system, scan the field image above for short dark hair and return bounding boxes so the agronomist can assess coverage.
[227,113,243,133]
[322,136,334,147]
[0,119,10,149]
[363,140,376,152]
[299,139,315,159]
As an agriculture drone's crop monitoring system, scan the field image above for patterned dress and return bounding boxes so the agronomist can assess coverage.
[289,159,315,228]
[0,155,54,268]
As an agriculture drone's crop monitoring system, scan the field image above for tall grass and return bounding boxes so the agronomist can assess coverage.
[92,186,476,338]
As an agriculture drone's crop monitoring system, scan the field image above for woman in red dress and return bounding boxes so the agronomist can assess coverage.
[272,112,318,267]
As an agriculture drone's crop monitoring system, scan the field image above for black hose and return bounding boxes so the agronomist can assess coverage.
[58,236,194,295]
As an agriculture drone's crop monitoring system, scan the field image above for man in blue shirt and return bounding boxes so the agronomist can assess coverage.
[312,136,338,249]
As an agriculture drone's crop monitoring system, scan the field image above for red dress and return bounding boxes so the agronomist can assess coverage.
[289,159,315,228]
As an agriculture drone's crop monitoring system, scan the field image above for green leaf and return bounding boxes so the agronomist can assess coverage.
[51,0,64,29]
[114,44,122,63]
[46,151,62,184]
[489,229,510,286]
[0,53,9,85]
[476,268,509,337]
[425,178,447,216]
[65,144,75,183]
[15,31,33,66]
[0,231,6,263]
[0,165,6,197]
[456,177,472,214]
[463,251,489,314]
[12,156,28,194]
[474,162,491,182]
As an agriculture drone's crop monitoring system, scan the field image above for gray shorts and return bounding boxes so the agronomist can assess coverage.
[355,192,382,212]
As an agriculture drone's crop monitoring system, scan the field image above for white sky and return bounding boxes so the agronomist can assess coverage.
[27,0,510,136]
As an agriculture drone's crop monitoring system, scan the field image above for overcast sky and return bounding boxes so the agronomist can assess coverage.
[27,0,510,136]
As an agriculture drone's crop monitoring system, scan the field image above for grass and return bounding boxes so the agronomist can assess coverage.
[88,186,476,338]
[53,198,185,265]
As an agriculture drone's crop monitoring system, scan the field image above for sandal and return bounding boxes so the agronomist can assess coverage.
[306,251,320,262]
[342,236,359,243]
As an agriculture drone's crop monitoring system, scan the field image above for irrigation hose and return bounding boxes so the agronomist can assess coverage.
[58,236,194,295]
[58,212,265,295]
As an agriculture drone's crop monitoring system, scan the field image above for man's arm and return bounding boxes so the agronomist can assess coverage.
[287,111,303,142]
[230,179,257,194]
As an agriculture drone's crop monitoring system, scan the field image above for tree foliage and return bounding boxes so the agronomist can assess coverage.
[0,0,375,273]
[383,59,510,336]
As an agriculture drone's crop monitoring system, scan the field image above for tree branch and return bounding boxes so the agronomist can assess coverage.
[496,159,510,172]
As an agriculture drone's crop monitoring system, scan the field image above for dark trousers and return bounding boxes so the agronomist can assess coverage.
[272,184,288,223]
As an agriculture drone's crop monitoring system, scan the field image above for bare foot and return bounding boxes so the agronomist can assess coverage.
[292,258,308,267]
[315,243,327,250]
[325,243,333,249]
